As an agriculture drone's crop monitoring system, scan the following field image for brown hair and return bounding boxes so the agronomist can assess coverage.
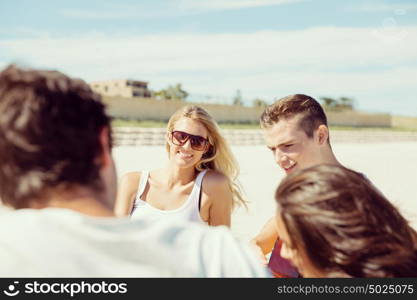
[0,65,111,208]
[275,164,417,277]
[260,94,328,139]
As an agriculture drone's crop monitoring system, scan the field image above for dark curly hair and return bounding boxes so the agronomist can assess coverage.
[275,164,417,277]
[0,65,111,208]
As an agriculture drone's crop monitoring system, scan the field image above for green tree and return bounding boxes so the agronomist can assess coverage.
[155,83,188,101]
[233,89,243,106]
[320,97,338,110]
[252,98,268,108]
[339,97,355,110]
[320,96,355,111]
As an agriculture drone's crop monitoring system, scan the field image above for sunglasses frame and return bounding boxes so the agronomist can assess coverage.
[171,130,209,151]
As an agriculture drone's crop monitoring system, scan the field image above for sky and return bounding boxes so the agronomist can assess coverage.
[1,0,417,116]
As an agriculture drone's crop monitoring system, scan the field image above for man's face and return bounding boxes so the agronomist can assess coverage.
[263,115,322,174]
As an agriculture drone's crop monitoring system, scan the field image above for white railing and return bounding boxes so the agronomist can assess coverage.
[112,128,417,146]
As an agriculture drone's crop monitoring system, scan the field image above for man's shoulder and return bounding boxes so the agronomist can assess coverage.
[0,209,269,277]
[130,217,231,245]
[143,220,270,277]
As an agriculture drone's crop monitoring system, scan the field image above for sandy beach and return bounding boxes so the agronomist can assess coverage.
[114,141,417,243]
[0,140,415,243]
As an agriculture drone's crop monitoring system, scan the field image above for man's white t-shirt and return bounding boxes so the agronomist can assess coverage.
[0,208,269,277]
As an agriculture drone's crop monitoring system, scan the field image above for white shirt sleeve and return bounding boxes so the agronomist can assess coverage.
[160,224,271,277]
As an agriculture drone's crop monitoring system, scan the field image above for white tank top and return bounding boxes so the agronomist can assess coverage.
[130,170,208,225]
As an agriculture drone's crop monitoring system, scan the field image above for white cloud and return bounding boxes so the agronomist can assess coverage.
[1,25,416,115]
[60,4,178,20]
[356,2,417,13]
[60,0,303,20]
[60,9,137,20]
[60,7,172,20]
[179,0,304,12]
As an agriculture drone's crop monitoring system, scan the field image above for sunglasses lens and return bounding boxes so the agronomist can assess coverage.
[190,136,206,151]
[172,131,188,145]
[172,131,208,151]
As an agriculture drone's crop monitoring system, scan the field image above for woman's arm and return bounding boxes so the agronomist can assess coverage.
[202,172,232,227]
[250,216,279,263]
[114,172,141,217]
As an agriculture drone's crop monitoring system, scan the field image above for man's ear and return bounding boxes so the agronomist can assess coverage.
[98,126,112,168]
[316,125,329,145]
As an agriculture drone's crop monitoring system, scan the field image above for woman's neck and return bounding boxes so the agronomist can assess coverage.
[164,164,197,188]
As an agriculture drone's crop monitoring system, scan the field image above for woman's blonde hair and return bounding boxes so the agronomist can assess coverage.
[166,105,247,209]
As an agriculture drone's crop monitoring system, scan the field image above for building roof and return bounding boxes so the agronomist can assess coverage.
[89,79,148,85]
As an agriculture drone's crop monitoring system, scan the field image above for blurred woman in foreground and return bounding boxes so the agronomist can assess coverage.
[275,164,417,277]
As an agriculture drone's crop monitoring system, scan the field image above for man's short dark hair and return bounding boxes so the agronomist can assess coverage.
[0,65,111,208]
[260,94,328,138]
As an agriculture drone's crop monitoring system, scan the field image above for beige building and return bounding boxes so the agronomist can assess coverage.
[89,79,151,98]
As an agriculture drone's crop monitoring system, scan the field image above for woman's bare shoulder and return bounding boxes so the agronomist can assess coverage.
[202,170,229,193]
[120,171,141,185]
[119,169,161,188]
[204,169,228,182]
[115,172,142,216]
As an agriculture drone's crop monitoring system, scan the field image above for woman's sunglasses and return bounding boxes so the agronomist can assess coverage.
[171,130,209,151]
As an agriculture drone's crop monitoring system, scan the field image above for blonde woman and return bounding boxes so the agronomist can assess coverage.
[115,105,245,227]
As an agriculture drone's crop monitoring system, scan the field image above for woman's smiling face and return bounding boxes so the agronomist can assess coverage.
[168,117,209,169]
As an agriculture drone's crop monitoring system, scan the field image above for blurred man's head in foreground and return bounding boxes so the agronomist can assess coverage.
[0,65,116,210]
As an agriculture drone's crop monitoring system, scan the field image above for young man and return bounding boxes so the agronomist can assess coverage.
[0,65,268,277]
[251,94,342,275]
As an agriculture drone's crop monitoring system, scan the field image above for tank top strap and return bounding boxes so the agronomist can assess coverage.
[190,170,208,208]
[135,171,150,202]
